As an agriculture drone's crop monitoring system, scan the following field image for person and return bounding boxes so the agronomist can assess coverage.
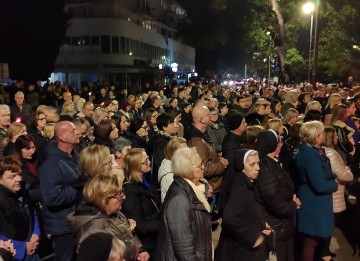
[59,100,75,121]
[0,156,40,261]
[126,118,148,151]
[10,91,33,127]
[68,173,147,261]
[115,112,130,137]
[294,121,338,261]
[122,148,160,256]
[38,121,82,261]
[74,102,94,126]
[93,119,119,154]
[77,233,126,261]
[0,240,16,261]
[282,108,299,139]
[323,93,342,126]
[280,90,298,116]
[222,113,247,163]
[29,111,47,150]
[321,126,354,260]
[254,130,300,261]
[207,107,226,153]
[144,108,159,141]
[215,149,271,261]
[154,147,212,261]
[112,137,132,183]
[158,137,187,202]
[0,105,11,157]
[92,107,109,126]
[2,122,27,156]
[78,144,112,178]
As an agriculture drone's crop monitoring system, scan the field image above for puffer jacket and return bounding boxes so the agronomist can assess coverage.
[67,202,138,261]
[257,155,297,241]
[323,146,354,213]
[154,176,212,261]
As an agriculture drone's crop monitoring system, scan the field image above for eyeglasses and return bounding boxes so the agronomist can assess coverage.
[103,159,112,166]
[151,114,159,118]
[37,117,46,121]
[112,191,125,201]
[141,125,148,130]
[142,157,150,165]
[193,164,205,171]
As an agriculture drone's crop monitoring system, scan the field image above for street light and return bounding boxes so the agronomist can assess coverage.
[303,2,315,82]
[266,31,272,86]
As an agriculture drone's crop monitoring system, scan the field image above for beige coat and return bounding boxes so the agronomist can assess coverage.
[323,146,354,213]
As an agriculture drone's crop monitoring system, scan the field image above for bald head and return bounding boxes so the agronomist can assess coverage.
[192,105,211,128]
[55,121,80,150]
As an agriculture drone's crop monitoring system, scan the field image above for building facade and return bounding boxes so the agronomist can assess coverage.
[54,0,195,89]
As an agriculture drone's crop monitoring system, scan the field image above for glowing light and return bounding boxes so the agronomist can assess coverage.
[303,2,315,14]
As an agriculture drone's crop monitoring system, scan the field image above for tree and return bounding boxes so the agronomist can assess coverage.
[0,0,68,82]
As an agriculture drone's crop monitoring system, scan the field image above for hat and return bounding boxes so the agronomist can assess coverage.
[77,233,113,261]
[228,113,244,131]
[254,130,278,158]
[130,117,145,133]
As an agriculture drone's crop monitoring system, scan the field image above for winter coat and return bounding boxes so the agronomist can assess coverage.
[222,131,243,162]
[38,142,82,235]
[67,202,138,261]
[206,122,226,153]
[10,103,33,127]
[256,156,297,241]
[187,127,225,193]
[154,177,212,261]
[294,143,338,238]
[122,181,160,254]
[215,172,267,261]
[323,146,354,213]
[158,159,173,203]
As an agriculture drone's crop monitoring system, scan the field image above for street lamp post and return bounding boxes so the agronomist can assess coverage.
[303,2,315,82]
[266,31,272,86]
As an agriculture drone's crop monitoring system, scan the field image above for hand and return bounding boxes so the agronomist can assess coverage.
[262,222,272,236]
[207,184,213,198]
[219,157,229,168]
[137,251,150,261]
[128,219,137,231]
[0,240,16,256]
[26,234,39,255]
[293,194,301,209]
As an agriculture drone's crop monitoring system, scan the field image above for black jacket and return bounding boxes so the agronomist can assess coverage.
[122,181,160,253]
[256,156,297,241]
[154,177,212,261]
[222,131,243,162]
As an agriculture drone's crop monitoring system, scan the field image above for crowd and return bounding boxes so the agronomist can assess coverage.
[0,76,360,261]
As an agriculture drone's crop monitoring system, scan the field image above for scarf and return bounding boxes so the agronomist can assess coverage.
[184,178,211,213]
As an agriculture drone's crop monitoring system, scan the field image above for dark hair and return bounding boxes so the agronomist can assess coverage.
[218,102,228,111]
[32,111,46,128]
[0,156,21,176]
[298,92,309,103]
[304,110,322,122]
[13,134,36,165]
[157,113,174,131]
[144,108,157,126]
[288,123,302,138]
[94,119,114,141]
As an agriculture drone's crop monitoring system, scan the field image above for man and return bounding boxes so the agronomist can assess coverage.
[38,121,82,261]
[74,101,94,126]
[10,91,33,127]
[231,95,249,116]
[187,105,228,194]
[0,105,10,157]
[150,95,165,115]
[222,113,247,163]
[57,91,72,113]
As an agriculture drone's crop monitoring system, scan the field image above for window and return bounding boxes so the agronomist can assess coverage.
[112,36,119,53]
[101,36,110,53]
[91,36,100,46]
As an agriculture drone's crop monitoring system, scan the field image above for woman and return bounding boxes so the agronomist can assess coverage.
[154,147,212,261]
[330,104,355,164]
[294,121,338,261]
[129,97,143,120]
[282,108,299,139]
[68,173,148,261]
[239,125,264,149]
[296,92,311,114]
[116,112,130,137]
[166,98,179,113]
[122,148,160,256]
[126,118,148,151]
[0,156,40,261]
[112,137,132,183]
[29,111,47,150]
[168,109,184,138]
[158,137,187,202]
[92,107,109,126]
[280,90,298,116]
[79,144,112,178]
[215,149,271,261]
[323,93,342,126]
[321,126,354,260]
[93,119,119,154]
[60,100,75,121]
[144,108,159,140]
[2,122,27,156]
[254,131,300,261]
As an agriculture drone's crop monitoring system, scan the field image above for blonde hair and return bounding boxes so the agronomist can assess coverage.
[285,90,299,103]
[123,148,144,183]
[282,108,299,125]
[37,106,59,123]
[325,93,341,111]
[93,107,108,125]
[43,122,56,140]
[164,137,187,160]
[83,173,122,212]
[108,238,126,261]
[266,118,283,133]
[299,121,324,144]
[321,126,336,148]
[7,122,26,139]
[79,145,111,178]
[305,101,322,113]
[61,100,75,115]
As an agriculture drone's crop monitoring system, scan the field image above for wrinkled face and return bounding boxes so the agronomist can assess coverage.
[109,123,119,141]
[209,110,219,123]
[104,190,125,215]
[0,170,22,192]
[21,141,36,160]
[83,104,94,117]
[61,123,80,145]
[192,153,204,182]
[116,145,131,160]
[15,95,24,106]
[141,152,151,173]
[0,109,11,128]
[243,154,260,181]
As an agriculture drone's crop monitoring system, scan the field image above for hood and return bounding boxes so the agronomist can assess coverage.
[158,159,172,182]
